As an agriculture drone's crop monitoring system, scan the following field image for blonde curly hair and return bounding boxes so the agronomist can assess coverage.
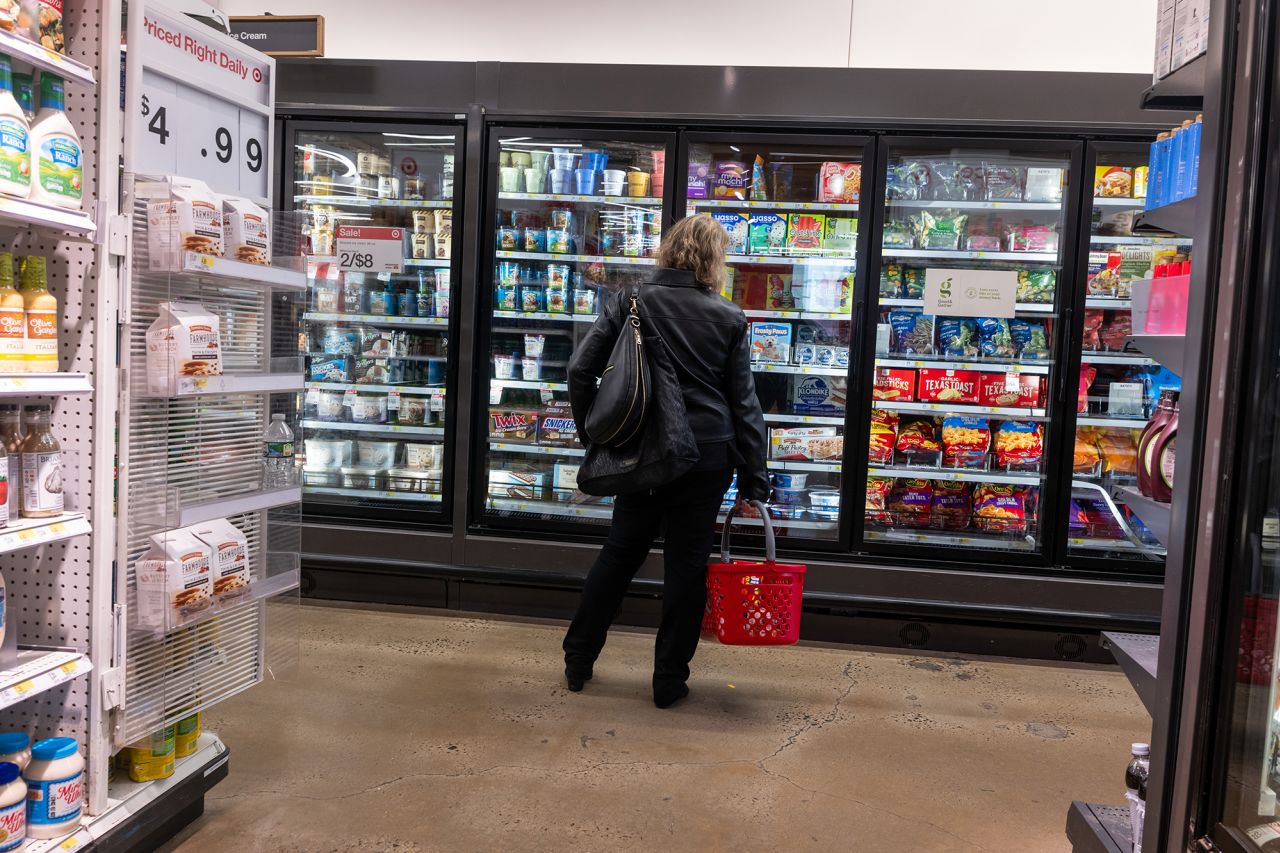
[655,214,729,291]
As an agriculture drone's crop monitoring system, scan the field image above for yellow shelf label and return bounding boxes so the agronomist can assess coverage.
[59,661,78,674]
[13,679,34,694]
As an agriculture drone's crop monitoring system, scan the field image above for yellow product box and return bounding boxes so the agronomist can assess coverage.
[175,712,202,758]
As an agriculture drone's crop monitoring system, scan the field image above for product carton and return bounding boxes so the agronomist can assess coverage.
[873,368,916,401]
[222,196,271,265]
[136,528,214,631]
[917,369,980,404]
[145,302,222,396]
[750,322,792,364]
[710,212,748,255]
[189,518,251,600]
[146,178,223,270]
[977,373,1043,409]
[747,213,787,255]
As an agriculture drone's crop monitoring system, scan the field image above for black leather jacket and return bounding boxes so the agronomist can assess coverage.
[568,267,770,501]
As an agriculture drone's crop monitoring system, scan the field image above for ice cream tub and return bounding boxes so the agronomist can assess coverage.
[357,440,399,469]
[808,488,841,510]
[771,471,809,489]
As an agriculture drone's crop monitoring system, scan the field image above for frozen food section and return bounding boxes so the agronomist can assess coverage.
[863,141,1076,555]
[480,131,673,529]
[292,125,460,520]
[684,136,866,542]
[1069,145,1189,563]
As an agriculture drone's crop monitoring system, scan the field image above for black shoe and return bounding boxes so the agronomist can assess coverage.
[566,668,593,692]
[653,682,689,709]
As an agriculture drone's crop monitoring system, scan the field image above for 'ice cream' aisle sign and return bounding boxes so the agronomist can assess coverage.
[923,268,1018,319]
[125,0,275,202]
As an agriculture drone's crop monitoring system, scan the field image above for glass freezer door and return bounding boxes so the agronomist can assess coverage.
[292,124,460,520]
[684,136,866,544]
[1068,145,1187,565]
[862,140,1075,556]
[480,131,672,530]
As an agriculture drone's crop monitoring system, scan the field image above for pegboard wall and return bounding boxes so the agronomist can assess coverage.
[0,0,109,755]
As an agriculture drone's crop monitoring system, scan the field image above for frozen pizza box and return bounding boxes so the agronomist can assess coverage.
[750,322,792,364]
[977,373,1043,409]
[917,369,980,404]
[873,368,916,401]
[747,213,787,255]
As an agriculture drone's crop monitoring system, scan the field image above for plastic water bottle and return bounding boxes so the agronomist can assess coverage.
[262,414,294,488]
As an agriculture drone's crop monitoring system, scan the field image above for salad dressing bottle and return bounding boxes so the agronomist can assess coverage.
[0,54,30,199]
[0,252,22,374]
[19,255,56,373]
[29,74,81,209]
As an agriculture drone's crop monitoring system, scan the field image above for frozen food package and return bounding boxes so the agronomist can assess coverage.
[977,317,1015,358]
[136,528,213,631]
[750,321,792,363]
[879,264,903,298]
[488,468,546,500]
[1086,252,1122,297]
[147,178,223,270]
[865,478,892,524]
[956,163,985,201]
[771,427,842,461]
[905,162,933,200]
[1074,434,1102,473]
[764,274,794,310]
[146,302,222,396]
[917,369,980,404]
[927,160,961,200]
[889,311,935,355]
[1100,313,1132,350]
[822,217,857,256]
[816,162,861,203]
[882,219,915,248]
[978,372,1043,408]
[792,374,846,414]
[942,415,991,459]
[787,214,825,254]
[912,210,967,250]
[189,518,251,599]
[433,209,452,259]
[889,479,933,528]
[747,213,787,255]
[1098,430,1139,476]
[1016,269,1056,303]
[868,408,898,464]
[896,419,941,454]
[766,163,794,201]
[750,155,768,201]
[488,409,539,444]
[1078,365,1097,413]
[711,212,748,255]
[938,317,978,358]
[1023,167,1064,203]
[713,161,749,200]
[931,480,972,530]
[1006,223,1059,253]
[222,196,271,265]
[873,367,916,401]
[1095,165,1134,198]
[983,163,1024,201]
[994,421,1043,468]
[537,401,579,447]
[687,163,710,198]
[35,0,62,51]
[973,484,1029,534]
[1010,319,1050,360]
[1082,309,1104,350]
[902,267,924,299]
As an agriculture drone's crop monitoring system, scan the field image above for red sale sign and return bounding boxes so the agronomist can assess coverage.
[335,226,404,273]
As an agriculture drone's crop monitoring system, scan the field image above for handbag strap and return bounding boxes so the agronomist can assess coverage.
[720,500,776,563]
[627,284,641,329]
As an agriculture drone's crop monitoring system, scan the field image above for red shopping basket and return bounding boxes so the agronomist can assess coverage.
[703,500,806,645]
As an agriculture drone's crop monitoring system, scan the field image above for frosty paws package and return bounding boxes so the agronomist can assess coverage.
[750,322,792,363]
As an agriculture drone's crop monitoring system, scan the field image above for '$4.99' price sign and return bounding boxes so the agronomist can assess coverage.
[127,1,274,201]
[335,226,405,274]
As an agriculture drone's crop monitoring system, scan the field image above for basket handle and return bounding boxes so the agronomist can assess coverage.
[720,500,776,564]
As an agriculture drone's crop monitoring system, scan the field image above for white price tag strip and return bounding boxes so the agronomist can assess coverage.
[0,651,91,711]
[335,226,405,274]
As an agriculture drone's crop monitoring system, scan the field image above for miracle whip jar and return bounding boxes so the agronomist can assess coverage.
[25,737,83,839]
[0,762,24,851]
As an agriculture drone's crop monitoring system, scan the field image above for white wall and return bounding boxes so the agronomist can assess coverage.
[215,0,1156,74]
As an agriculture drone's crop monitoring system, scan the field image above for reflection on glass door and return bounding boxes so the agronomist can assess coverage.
[292,125,459,517]
[1069,145,1188,563]
[684,137,865,543]
[481,132,670,528]
[862,141,1074,554]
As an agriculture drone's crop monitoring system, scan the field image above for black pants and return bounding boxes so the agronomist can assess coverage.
[563,467,733,690]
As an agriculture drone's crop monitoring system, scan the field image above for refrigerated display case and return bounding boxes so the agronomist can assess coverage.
[860,139,1080,556]
[1068,144,1190,564]
[289,123,462,523]
[681,134,868,544]
[477,129,674,531]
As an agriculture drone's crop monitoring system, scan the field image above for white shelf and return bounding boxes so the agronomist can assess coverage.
[0,194,95,236]
[743,309,852,321]
[1081,352,1158,366]
[762,413,844,426]
[1077,416,1149,429]
[0,650,91,711]
[301,419,444,437]
[877,297,1055,314]
[873,400,1048,419]
[0,512,90,554]
[875,357,1050,375]
[867,465,1041,486]
[493,310,597,323]
[489,497,613,519]
[1093,197,1148,208]
[307,381,442,394]
[495,250,655,266]
[751,362,846,377]
[491,379,567,392]
[1086,297,1133,309]
[304,312,449,329]
[499,192,662,206]
[404,258,451,268]
[865,528,1038,550]
[1089,235,1190,246]
[167,372,304,397]
[881,248,1060,263]
[177,487,301,528]
[690,198,860,212]
[297,195,452,208]
[886,199,1062,211]
[768,459,841,472]
[307,486,441,503]
[490,442,585,457]
[0,372,92,395]
[175,252,307,290]
[725,254,855,266]
[0,30,96,86]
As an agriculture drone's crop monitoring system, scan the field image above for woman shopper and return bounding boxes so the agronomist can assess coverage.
[562,214,770,709]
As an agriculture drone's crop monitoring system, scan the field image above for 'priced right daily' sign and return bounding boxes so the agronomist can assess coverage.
[924,268,1018,318]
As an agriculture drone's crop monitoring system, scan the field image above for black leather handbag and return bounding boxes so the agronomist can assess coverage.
[583,287,650,447]
[577,292,700,496]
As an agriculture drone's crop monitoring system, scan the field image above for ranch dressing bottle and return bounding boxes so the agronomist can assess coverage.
[29,74,81,209]
[0,253,22,374]
[0,55,30,199]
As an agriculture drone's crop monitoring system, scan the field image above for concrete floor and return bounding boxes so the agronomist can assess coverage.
[164,602,1148,853]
